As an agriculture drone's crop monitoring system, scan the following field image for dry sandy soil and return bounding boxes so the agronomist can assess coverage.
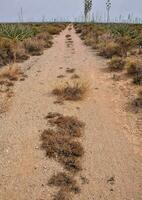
[0,26,142,200]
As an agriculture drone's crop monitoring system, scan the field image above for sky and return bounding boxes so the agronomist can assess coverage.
[0,0,142,22]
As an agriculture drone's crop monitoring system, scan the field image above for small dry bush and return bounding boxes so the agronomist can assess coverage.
[48,172,80,194]
[24,38,45,56]
[98,41,121,58]
[46,25,63,35]
[116,36,137,57]
[47,113,85,137]
[14,42,29,62]
[108,56,125,71]
[41,129,84,172]
[0,64,22,81]
[36,32,53,48]
[126,58,142,75]
[66,34,71,38]
[84,36,96,47]
[53,189,72,200]
[52,81,88,101]
[0,37,15,66]
[71,74,80,79]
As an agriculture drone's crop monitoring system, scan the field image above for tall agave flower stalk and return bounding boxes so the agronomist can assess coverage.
[106,0,111,23]
[84,0,92,22]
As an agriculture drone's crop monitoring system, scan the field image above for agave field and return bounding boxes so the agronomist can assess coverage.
[74,23,142,107]
[0,23,67,66]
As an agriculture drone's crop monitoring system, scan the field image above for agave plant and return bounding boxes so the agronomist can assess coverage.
[0,24,37,41]
[110,24,139,39]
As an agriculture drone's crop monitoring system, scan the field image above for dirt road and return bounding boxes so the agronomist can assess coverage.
[0,26,142,200]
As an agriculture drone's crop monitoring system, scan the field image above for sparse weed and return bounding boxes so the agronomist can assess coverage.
[52,81,88,101]
[108,56,125,71]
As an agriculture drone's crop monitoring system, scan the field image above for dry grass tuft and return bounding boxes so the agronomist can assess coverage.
[48,172,80,194]
[71,74,80,79]
[0,64,23,81]
[66,68,75,73]
[57,75,65,79]
[52,81,88,101]
[125,58,142,75]
[47,114,85,137]
[107,56,125,71]
[24,38,44,56]
[98,41,121,58]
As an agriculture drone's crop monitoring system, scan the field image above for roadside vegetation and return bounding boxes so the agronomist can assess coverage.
[0,23,67,113]
[0,23,67,67]
[74,23,142,110]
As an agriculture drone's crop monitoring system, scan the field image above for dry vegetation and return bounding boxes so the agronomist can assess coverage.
[40,112,85,199]
[0,23,67,113]
[74,23,142,110]
[0,23,67,67]
[52,81,88,101]
[0,63,24,113]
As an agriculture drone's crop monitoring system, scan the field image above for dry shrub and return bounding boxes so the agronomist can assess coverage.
[41,129,84,172]
[14,42,29,62]
[66,34,71,38]
[98,41,121,58]
[0,64,22,81]
[57,75,65,79]
[36,32,53,48]
[126,58,142,75]
[71,74,80,79]
[133,73,142,85]
[116,36,137,57]
[107,56,125,71]
[53,189,72,200]
[0,37,15,66]
[41,113,85,173]
[47,114,85,137]
[52,81,88,101]
[48,172,80,194]
[24,38,45,56]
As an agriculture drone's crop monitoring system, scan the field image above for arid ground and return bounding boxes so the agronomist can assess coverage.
[0,26,142,200]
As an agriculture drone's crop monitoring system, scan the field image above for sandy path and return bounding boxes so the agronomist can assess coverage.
[0,26,142,200]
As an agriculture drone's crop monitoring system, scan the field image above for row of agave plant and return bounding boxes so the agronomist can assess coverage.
[0,24,37,41]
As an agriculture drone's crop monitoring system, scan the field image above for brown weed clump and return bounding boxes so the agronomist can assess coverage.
[0,64,23,81]
[126,58,142,75]
[48,172,80,194]
[41,130,84,173]
[36,32,53,48]
[107,56,125,71]
[98,41,121,58]
[66,34,71,38]
[52,81,87,101]
[47,113,85,137]
[41,113,85,173]
[24,38,45,56]
[66,68,75,73]
[71,74,80,79]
